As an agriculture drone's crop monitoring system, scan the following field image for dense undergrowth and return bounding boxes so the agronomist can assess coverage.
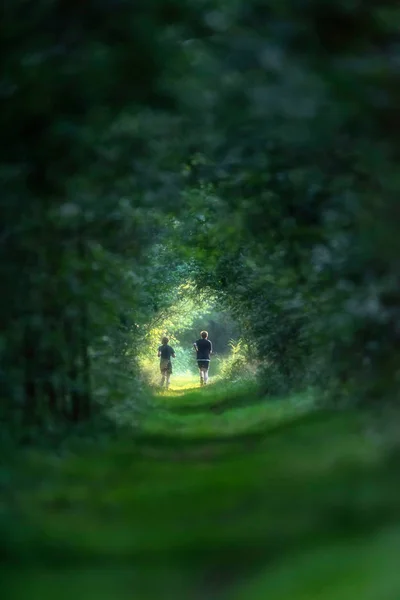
[3,377,400,599]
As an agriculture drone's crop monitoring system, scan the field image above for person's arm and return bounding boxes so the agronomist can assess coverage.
[193,341,198,352]
[209,340,213,354]
[157,346,161,358]
[171,347,176,359]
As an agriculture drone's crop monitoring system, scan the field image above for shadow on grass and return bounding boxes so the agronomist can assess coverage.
[160,379,262,413]
[133,408,338,451]
[157,385,201,397]
[167,390,266,415]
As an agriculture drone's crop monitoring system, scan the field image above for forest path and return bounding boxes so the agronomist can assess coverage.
[4,382,400,599]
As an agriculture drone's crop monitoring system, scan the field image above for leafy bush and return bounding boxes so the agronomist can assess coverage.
[218,339,257,382]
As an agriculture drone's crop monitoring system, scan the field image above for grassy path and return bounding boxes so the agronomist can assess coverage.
[3,378,400,599]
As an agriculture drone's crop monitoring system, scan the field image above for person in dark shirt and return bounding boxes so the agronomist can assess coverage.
[158,336,175,389]
[193,330,212,386]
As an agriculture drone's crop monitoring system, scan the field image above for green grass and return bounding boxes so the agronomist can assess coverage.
[2,377,400,599]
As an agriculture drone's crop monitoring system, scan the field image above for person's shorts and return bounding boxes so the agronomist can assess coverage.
[197,360,210,371]
[160,359,172,374]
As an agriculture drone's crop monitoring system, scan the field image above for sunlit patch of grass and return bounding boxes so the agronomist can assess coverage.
[154,372,218,397]
[157,372,202,396]
[143,390,316,439]
[156,376,258,407]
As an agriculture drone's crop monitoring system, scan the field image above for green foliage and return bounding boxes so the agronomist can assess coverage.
[3,0,399,430]
[3,4,400,600]
[161,0,400,401]
[217,339,256,382]
[136,278,216,384]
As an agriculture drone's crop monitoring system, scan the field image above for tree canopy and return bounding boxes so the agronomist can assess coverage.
[2,0,399,428]
[3,4,400,599]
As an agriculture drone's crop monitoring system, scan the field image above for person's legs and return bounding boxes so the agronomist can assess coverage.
[160,359,169,387]
[165,361,172,390]
[165,371,172,389]
[160,362,165,385]
[198,361,210,385]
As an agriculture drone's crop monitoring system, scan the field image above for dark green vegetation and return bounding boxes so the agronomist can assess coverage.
[2,0,400,424]
[3,382,400,599]
[2,0,400,598]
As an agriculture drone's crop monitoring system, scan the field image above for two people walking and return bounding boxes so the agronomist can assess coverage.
[158,330,212,389]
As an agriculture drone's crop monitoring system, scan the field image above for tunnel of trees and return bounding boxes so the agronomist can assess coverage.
[2,0,399,432]
[2,2,400,597]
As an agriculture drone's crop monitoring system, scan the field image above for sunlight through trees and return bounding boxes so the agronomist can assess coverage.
[2,1,400,598]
